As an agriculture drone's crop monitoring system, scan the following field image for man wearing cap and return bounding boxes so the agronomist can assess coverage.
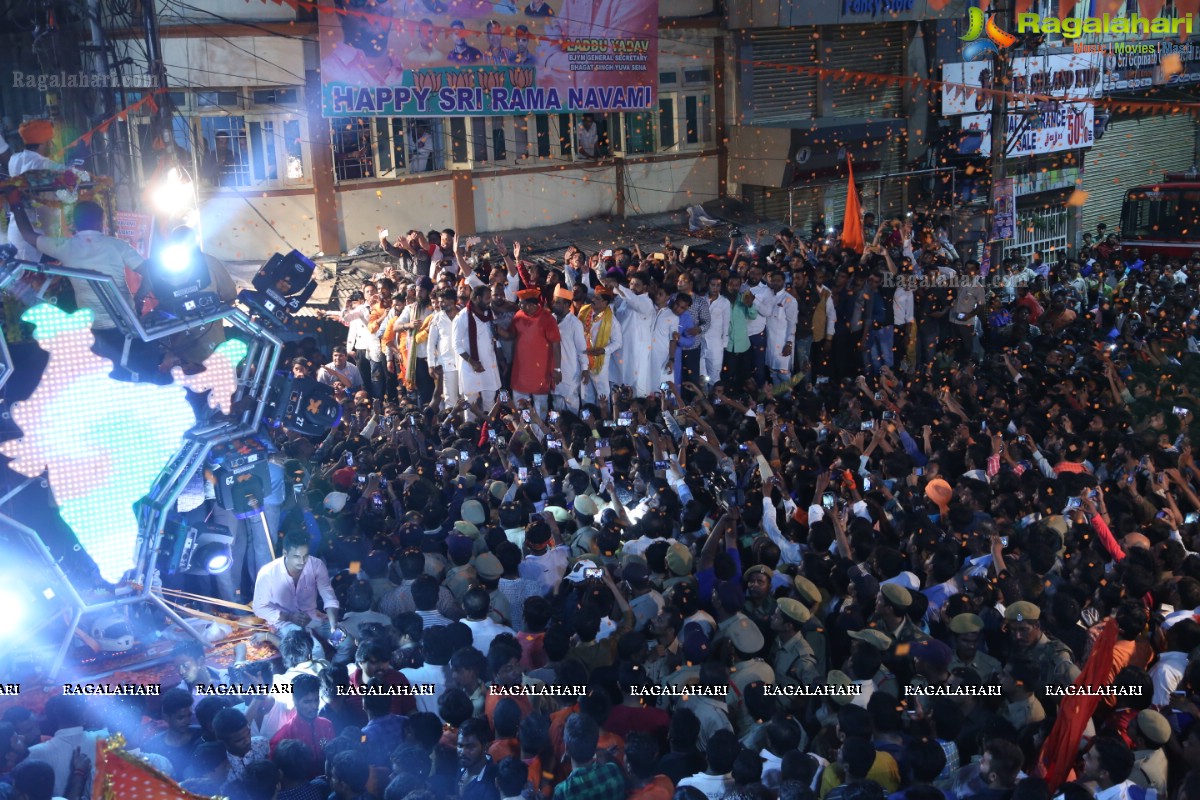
[770,598,820,709]
[846,629,897,698]
[743,565,777,641]
[7,119,65,263]
[1129,709,1169,795]
[552,285,588,414]
[794,576,829,678]
[948,613,1001,682]
[1004,601,1080,688]
[875,584,926,645]
[579,288,621,407]
[508,288,561,417]
[624,561,665,630]
[426,289,461,409]
[726,617,774,735]
[471,554,514,627]
[997,661,1044,731]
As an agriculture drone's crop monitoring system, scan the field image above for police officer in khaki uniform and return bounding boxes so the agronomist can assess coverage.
[948,613,1001,682]
[874,584,926,645]
[794,575,828,678]
[727,616,775,737]
[998,660,1045,731]
[662,542,695,594]
[770,598,820,709]
[846,628,898,697]
[743,565,778,639]
[1129,709,1170,795]
[1004,601,1080,689]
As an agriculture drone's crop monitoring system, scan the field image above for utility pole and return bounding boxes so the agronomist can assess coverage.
[987,0,1013,273]
[142,0,174,162]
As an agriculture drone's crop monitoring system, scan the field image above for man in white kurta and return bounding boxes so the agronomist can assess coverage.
[7,120,66,264]
[580,290,622,407]
[552,287,588,414]
[611,275,655,396]
[426,290,461,409]
[703,276,731,386]
[452,286,502,411]
[764,270,799,387]
[649,290,680,390]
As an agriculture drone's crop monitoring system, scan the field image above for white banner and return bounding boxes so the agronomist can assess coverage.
[961,102,1095,158]
[942,53,1102,115]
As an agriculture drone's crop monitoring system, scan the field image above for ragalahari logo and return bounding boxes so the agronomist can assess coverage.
[961,7,1018,61]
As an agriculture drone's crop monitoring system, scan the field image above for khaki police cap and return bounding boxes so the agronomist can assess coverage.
[744,564,774,582]
[777,597,811,625]
[1004,601,1042,623]
[729,616,765,654]
[881,583,912,608]
[847,628,894,651]
[793,576,821,606]
[1136,709,1171,745]
[949,613,984,634]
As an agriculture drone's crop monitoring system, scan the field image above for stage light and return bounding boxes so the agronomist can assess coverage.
[150,167,196,219]
[238,250,319,331]
[160,243,193,274]
[147,238,216,316]
[0,589,27,637]
[194,541,232,574]
[0,304,244,584]
[161,518,235,576]
[264,373,342,436]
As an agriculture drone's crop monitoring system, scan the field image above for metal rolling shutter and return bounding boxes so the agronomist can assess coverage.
[823,137,907,228]
[746,185,823,229]
[820,23,906,121]
[744,28,818,124]
[1082,115,1197,233]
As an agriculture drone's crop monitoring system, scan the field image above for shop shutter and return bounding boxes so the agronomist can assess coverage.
[822,137,907,230]
[743,28,818,124]
[820,24,907,121]
[1081,114,1198,233]
[745,185,823,230]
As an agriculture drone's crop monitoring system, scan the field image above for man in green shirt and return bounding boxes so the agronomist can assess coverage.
[724,275,759,387]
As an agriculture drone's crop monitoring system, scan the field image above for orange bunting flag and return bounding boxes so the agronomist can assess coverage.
[840,154,865,254]
[95,736,214,800]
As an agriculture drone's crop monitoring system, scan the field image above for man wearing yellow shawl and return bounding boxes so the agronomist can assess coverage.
[578,287,622,409]
[394,277,437,404]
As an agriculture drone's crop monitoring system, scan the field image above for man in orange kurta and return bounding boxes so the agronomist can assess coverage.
[509,288,561,417]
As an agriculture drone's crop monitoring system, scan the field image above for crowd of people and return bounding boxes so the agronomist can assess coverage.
[4,210,1200,800]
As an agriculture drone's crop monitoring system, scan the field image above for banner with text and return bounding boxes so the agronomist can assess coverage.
[960,103,1095,158]
[318,0,657,116]
[942,53,1102,115]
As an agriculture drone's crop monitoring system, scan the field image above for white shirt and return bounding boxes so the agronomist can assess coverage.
[341,302,372,351]
[893,286,915,325]
[555,312,588,392]
[519,545,570,594]
[463,616,516,656]
[251,555,340,632]
[317,360,362,389]
[1150,650,1189,705]
[744,281,774,337]
[426,309,459,370]
[677,772,735,800]
[401,662,449,715]
[765,289,798,371]
[29,726,110,799]
[36,231,144,330]
[706,294,731,350]
[452,308,502,395]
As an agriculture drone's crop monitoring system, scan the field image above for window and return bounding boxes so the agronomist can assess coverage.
[199,117,251,187]
[450,117,469,165]
[622,111,656,154]
[252,88,299,106]
[683,94,713,146]
[331,117,375,181]
[196,90,239,109]
[659,97,676,150]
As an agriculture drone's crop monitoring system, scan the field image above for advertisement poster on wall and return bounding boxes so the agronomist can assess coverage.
[942,54,1101,115]
[318,0,657,116]
[993,177,1015,241]
[959,103,1095,158]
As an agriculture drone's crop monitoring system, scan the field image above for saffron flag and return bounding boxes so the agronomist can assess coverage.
[95,736,213,800]
[840,154,865,254]
[1037,617,1118,792]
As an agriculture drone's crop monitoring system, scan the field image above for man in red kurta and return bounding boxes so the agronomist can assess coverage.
[510,288,562,416]
[269,674,334,778]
